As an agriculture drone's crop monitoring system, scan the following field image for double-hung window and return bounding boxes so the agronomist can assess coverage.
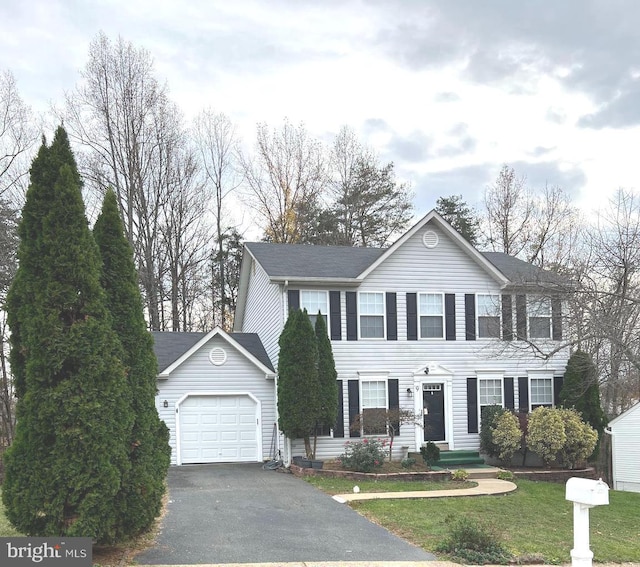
[529,297,552,339]
[478,377,503,421]
[419,293,444,338]
[359,292,385,339]
[477,294,501,338]
[300,290,328,329]
[530,377,553,409]
[361,379,388,435]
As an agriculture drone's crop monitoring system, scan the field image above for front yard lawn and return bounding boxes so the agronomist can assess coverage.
[305,476,476,495]
[310,478,640,564]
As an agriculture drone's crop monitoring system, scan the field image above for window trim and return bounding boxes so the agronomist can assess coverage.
[358,291,386,340]
[418,292,445,339]
[528,296,552,339]
[358,375,389,436]
[300,289,329,331]
[476,293,502,339]
[528,373,554,410]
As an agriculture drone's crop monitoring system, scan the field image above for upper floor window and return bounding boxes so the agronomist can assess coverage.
[301,290,328,328]
[530,377,553,409]
[359,292,385,338]
[529,297,552,339]
[477,294,501,338]
[419,293,444,338]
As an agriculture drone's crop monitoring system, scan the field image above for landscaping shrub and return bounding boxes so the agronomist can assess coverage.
[338,438,389,473]
[401,457,417,469]
[436,515,511,565]
[491,411,522,465]
[556,408,598,469]
[479,405,506,459]
[420,441,440,467]
[451,469,469,481]
[496,470,516,482]
[526,407,566,466]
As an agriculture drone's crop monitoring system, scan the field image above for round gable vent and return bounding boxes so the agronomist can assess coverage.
[422,230,439,248]
[209,347,227,366]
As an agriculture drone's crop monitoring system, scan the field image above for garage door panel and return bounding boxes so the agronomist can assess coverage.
[179,395,258,464]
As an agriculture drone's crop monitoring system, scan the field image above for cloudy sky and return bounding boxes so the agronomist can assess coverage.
[2,0,640,218]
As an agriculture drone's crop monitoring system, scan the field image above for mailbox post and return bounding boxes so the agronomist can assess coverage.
[565,477,609,567]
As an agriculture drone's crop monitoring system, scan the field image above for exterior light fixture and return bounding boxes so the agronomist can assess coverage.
[406,387,413,398]
[424,367,430,375]
[163,400,169,408]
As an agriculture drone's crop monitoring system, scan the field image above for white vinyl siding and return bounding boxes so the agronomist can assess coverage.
[529,297,552,339]
[610,403,640,492]
[477,293,501,338]
[359,292,385,339]
[419,293,444,338]
[301,290,328,328]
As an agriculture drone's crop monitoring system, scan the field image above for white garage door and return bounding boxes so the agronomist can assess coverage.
[179,395,258,464]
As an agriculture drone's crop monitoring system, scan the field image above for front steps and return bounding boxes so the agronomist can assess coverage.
[410,449,501,479]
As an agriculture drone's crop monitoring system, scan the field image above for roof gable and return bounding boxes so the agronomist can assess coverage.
[609,402,640,428]
[152,328,275,377]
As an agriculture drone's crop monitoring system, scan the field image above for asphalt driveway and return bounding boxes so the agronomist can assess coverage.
[134,463,436,565]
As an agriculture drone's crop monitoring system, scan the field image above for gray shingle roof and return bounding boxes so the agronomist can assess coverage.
[245,242,386,279]
[152,331,274,373]
[480,252,565,286]
[246,241,563,286]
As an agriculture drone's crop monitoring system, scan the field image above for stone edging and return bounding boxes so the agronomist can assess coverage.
[510,467,597,483]
[289,463,451,481]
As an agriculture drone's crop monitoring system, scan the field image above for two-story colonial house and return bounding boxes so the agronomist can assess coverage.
[155,210,569,465]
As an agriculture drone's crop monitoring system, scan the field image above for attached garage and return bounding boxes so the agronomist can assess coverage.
[608,402,640,493]
[153,328,277,466]
[177,393,260,465]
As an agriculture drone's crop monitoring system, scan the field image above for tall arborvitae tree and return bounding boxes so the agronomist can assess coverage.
[559,350,607,436]
[93,188,171,538]
[313,312,338,456]
[3,127,133,542]
[277,309,319,458]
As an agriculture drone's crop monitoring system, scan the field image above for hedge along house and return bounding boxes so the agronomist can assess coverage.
[234,210,571,463]
[153,329,276,465]
[607,402,640,493]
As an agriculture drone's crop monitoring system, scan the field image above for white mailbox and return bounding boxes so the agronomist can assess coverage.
[565,477,609,507]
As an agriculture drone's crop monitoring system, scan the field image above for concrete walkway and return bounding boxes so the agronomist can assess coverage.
[332,478,517,503]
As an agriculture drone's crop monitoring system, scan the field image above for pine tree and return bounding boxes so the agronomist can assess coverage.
[314,312,338,455]
[435,195,481,246]
[3,127,133,543]
[559,350,607,436]
[93,188,170,538]
[277,309,319,458]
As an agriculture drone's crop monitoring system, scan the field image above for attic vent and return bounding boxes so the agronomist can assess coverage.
[209,347,227,366]
[422,230,439,248]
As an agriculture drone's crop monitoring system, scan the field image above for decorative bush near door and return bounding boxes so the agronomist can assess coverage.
[337,439,389,472]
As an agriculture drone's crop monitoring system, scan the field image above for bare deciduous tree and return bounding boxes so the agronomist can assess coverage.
[240,120,326,243]
[192,110,242,328]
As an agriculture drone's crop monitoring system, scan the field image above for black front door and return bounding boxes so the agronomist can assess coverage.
[423,384,445,441]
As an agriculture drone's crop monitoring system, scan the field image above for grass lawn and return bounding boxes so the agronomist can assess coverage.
[304,476,477,495]
[308,478,640,564]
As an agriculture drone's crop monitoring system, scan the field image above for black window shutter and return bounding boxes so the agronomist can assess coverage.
[518,377,529,412]
[467,377,478,433]
[465,294,476,341]
[333,380,344,438]
[287,289,300,312]
[516,295,527,339]
[386,292,397,340]
[504,377,515,410]
[406,293,418,340]
[445,293,456,341]
[329,291,342,340]
[502,295,513,340]
[388,379,400,434]
[553,376,564,407]
[346,292,358,341]
[552,297,562,341]
[348,380,360,437]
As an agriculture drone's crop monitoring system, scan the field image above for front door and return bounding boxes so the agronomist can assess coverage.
[423,384,445,441]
